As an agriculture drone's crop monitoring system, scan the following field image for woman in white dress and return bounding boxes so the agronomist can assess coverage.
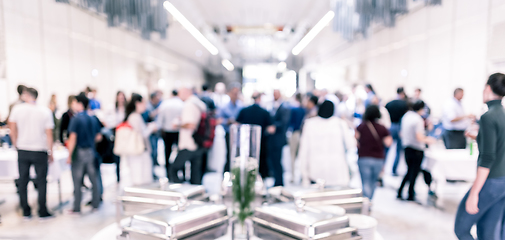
[299,100,356,186]
[121,93,157,186]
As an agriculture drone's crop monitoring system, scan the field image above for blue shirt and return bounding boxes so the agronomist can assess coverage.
[68,112,101,148]
[289,106,306,132]
[218,100,243,133]
[142,101,162,123]
[364,92,376,108]
[89,99,101,110]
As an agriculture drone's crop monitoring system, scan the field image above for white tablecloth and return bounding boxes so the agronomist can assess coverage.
[0,148,69,182]
[424,147,477,207]
[424,148,478,182]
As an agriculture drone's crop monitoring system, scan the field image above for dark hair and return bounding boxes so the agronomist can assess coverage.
[454,88,464,96]
[295,93,303,103]
[124,93,143,122]
[85,86,93,93]
[150,92,158,100]
[318,100,334,119]
[415,88,422,92]
[366,84,375,93]
[172,90,178,96]
[17,85,26,95]
[75,93,89,109]
[335,92,344,101]
[397,87,405,94]
[116,91,126,109]
[412,100,425,111]
[26,88,38,99]
[308,95,319,106]
[67,95,76,109]
[487,73,505,97]
[202,84,209,92]
[363,105,382,122]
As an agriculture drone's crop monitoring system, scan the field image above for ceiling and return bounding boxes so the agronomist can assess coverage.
[159,0,333,68]
[193,0,323,27]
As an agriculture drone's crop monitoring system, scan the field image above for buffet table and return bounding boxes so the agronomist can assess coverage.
[424,147,477,206]
[0,147,70,212]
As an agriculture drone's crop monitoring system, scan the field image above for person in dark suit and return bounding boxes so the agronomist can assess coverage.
[236,92,275,179]
[267,90,291,186]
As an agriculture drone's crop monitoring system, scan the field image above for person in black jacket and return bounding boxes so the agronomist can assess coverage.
[236,92,275,179]
[59,95,76,144]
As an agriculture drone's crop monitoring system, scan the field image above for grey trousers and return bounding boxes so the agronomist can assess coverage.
[71,148,100,212]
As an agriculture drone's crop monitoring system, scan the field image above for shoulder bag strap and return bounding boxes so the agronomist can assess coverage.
[366,121,381,144]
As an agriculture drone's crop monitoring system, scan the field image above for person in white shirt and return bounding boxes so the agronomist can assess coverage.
[121,93,158,187]
[157,90,184,179]
[298,100,356,186]
[442,88,475,149]
[212,82,230,109]
[169,86,207,184]
[105,91,127,182]
[8,87,54,219]
[397,101,436,201]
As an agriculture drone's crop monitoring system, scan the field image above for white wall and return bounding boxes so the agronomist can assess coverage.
[0,0,204,119]
[302,0,505,119]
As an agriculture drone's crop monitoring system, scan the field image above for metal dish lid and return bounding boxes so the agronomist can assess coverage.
[126,202,228,239]
[281,182,362,201]
[123,180,206,199]
[252,202,349,239]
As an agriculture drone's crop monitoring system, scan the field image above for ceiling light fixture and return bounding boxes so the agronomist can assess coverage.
[222,59,235,71]
[163,1,219,55]
[292,11,335,56]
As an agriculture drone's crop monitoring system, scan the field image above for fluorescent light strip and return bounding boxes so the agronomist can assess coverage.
[163,1,219,55]
[221,59,234,71]
[292,11,335,56]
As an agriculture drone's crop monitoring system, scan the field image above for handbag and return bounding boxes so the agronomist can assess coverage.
[113,121,145,156]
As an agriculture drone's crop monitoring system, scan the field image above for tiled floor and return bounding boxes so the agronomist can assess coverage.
[0,128,470,240]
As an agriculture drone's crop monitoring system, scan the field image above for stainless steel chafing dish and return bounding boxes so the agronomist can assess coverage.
[252,202,361,240]
[275,183,369,215]
[119,202,229,240]
[120,179,208,215]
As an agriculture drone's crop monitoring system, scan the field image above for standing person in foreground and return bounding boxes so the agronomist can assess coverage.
[169,86,207,184]
[442,88,474,149]
[298,101,356,186]
[268,90,291,186]
[66,94,102,214]
[120,93,158,186]
[397,100,436,201]
[356,105,393,200]
[455,73,505,240]
[8,87,54,219]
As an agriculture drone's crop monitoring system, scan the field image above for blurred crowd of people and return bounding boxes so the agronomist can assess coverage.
[3,73,505,240]
[0,82,476,212]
